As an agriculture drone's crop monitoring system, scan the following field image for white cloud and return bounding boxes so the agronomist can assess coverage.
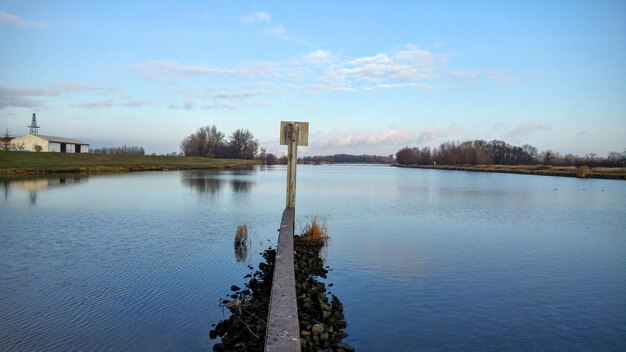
[362,82,434,92]
[417,124,464,144]
[575,130,589,138]
[126,43,507,106]
[168,87,278,111]
[485,69,514,83]
[71,100,115,109]
[241,12,271,25]
[0,82,125,109]
[312,44,449,93]
[169,99,237,111]
[130,60,278,81]
[119,99,154,107]
[0,11,47,28]
[301,50,332,65]
[334,45,442,82]
[0,95,44,109]
[311,128,415,150]
[71,99,154,109]
[449,69,479,78]
[506,120,550,138]
[264,25,287,39]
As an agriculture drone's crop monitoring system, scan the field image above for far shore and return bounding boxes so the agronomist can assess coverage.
[0,153,260,178]
[392,163,626,180]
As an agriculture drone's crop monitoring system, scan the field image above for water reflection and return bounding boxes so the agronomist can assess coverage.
[231,179,252,193]
[181,171,255,195]
[1,176,87,203]
[234,224,250,262]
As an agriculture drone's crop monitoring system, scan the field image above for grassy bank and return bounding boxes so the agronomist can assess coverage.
[393,163,626,180]
[0,152,259,177]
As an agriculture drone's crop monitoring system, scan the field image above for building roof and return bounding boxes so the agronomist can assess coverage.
[31,134,89,145]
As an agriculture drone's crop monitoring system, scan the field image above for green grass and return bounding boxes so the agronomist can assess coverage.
[0,152,259,177]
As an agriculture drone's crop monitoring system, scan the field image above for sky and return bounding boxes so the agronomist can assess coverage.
[1,0,625,156]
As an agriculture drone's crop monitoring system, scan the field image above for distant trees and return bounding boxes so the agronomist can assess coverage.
[180,125,259,159]
[396,140,626,167]
[1,129,11,152]
[300,154,394,164]
[92,145,145,155]
[228,129,258,159]
[180,125,225,158]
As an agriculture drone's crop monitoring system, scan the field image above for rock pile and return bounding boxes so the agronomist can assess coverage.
[210,248,275,351]
[294,237,355,352]
[210,238,354,352]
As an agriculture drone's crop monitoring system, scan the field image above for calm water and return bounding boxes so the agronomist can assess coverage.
[1,165,625,351]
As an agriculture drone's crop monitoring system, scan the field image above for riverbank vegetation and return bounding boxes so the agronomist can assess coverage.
[180,125,262,159]
[394,140,626,179]
[91,145,146,156]
[395,140,625,168]
[301,154,394,164]
[0,152,258,177]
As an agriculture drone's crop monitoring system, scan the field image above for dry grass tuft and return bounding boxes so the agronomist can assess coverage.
[300,216,329,246]
[577,165,591,178]
[235,224,248,245]
[234,224,249,262]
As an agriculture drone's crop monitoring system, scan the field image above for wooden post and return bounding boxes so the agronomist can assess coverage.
[286,123,298,209]
[280,121,308,210]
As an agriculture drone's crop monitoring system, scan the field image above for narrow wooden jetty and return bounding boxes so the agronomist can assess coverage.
[264,207,301,352]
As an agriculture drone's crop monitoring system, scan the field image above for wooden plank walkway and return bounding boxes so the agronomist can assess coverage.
[264,207,301,352]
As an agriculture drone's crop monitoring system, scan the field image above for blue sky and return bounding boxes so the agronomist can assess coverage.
[1,0,625,156]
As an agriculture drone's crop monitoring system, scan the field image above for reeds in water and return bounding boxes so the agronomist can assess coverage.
[234,224,249,261]
[300,216,329,246]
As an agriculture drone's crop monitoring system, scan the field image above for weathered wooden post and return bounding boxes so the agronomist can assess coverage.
[280,121,309,209]
[264,122,309,352]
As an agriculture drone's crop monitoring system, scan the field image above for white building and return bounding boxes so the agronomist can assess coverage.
[11,134,90,153]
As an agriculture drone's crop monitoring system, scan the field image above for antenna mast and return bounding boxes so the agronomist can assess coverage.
[28,113,40,135]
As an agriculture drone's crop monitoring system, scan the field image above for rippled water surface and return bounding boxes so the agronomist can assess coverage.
[1,165,625,351]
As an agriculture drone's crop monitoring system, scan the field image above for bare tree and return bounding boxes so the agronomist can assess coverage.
[227,129,258,159]
[1,129,11,151]
[180,125,225,157]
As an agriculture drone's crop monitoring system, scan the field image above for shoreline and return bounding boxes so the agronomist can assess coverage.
[0,153,260,178]
[392,163,626,180]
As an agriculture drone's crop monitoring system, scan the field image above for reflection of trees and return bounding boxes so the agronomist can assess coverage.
[183,175,224,194]
[181,171,255,194]
[2,181,8,201]
[231,180,252,193]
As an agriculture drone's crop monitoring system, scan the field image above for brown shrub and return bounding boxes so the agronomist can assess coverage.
[235,224,248,245]
[577,165,591,178]
[300,216,329,246]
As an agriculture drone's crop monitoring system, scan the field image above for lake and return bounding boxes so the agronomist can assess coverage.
[1,165,625,351]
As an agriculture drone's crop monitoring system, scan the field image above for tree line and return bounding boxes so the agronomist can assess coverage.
[92,145,146,155]
[180,125,262,160]
[301,154,394,164]
[396,140,626,167]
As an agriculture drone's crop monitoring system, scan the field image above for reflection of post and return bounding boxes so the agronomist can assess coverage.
[286,123,298,208]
